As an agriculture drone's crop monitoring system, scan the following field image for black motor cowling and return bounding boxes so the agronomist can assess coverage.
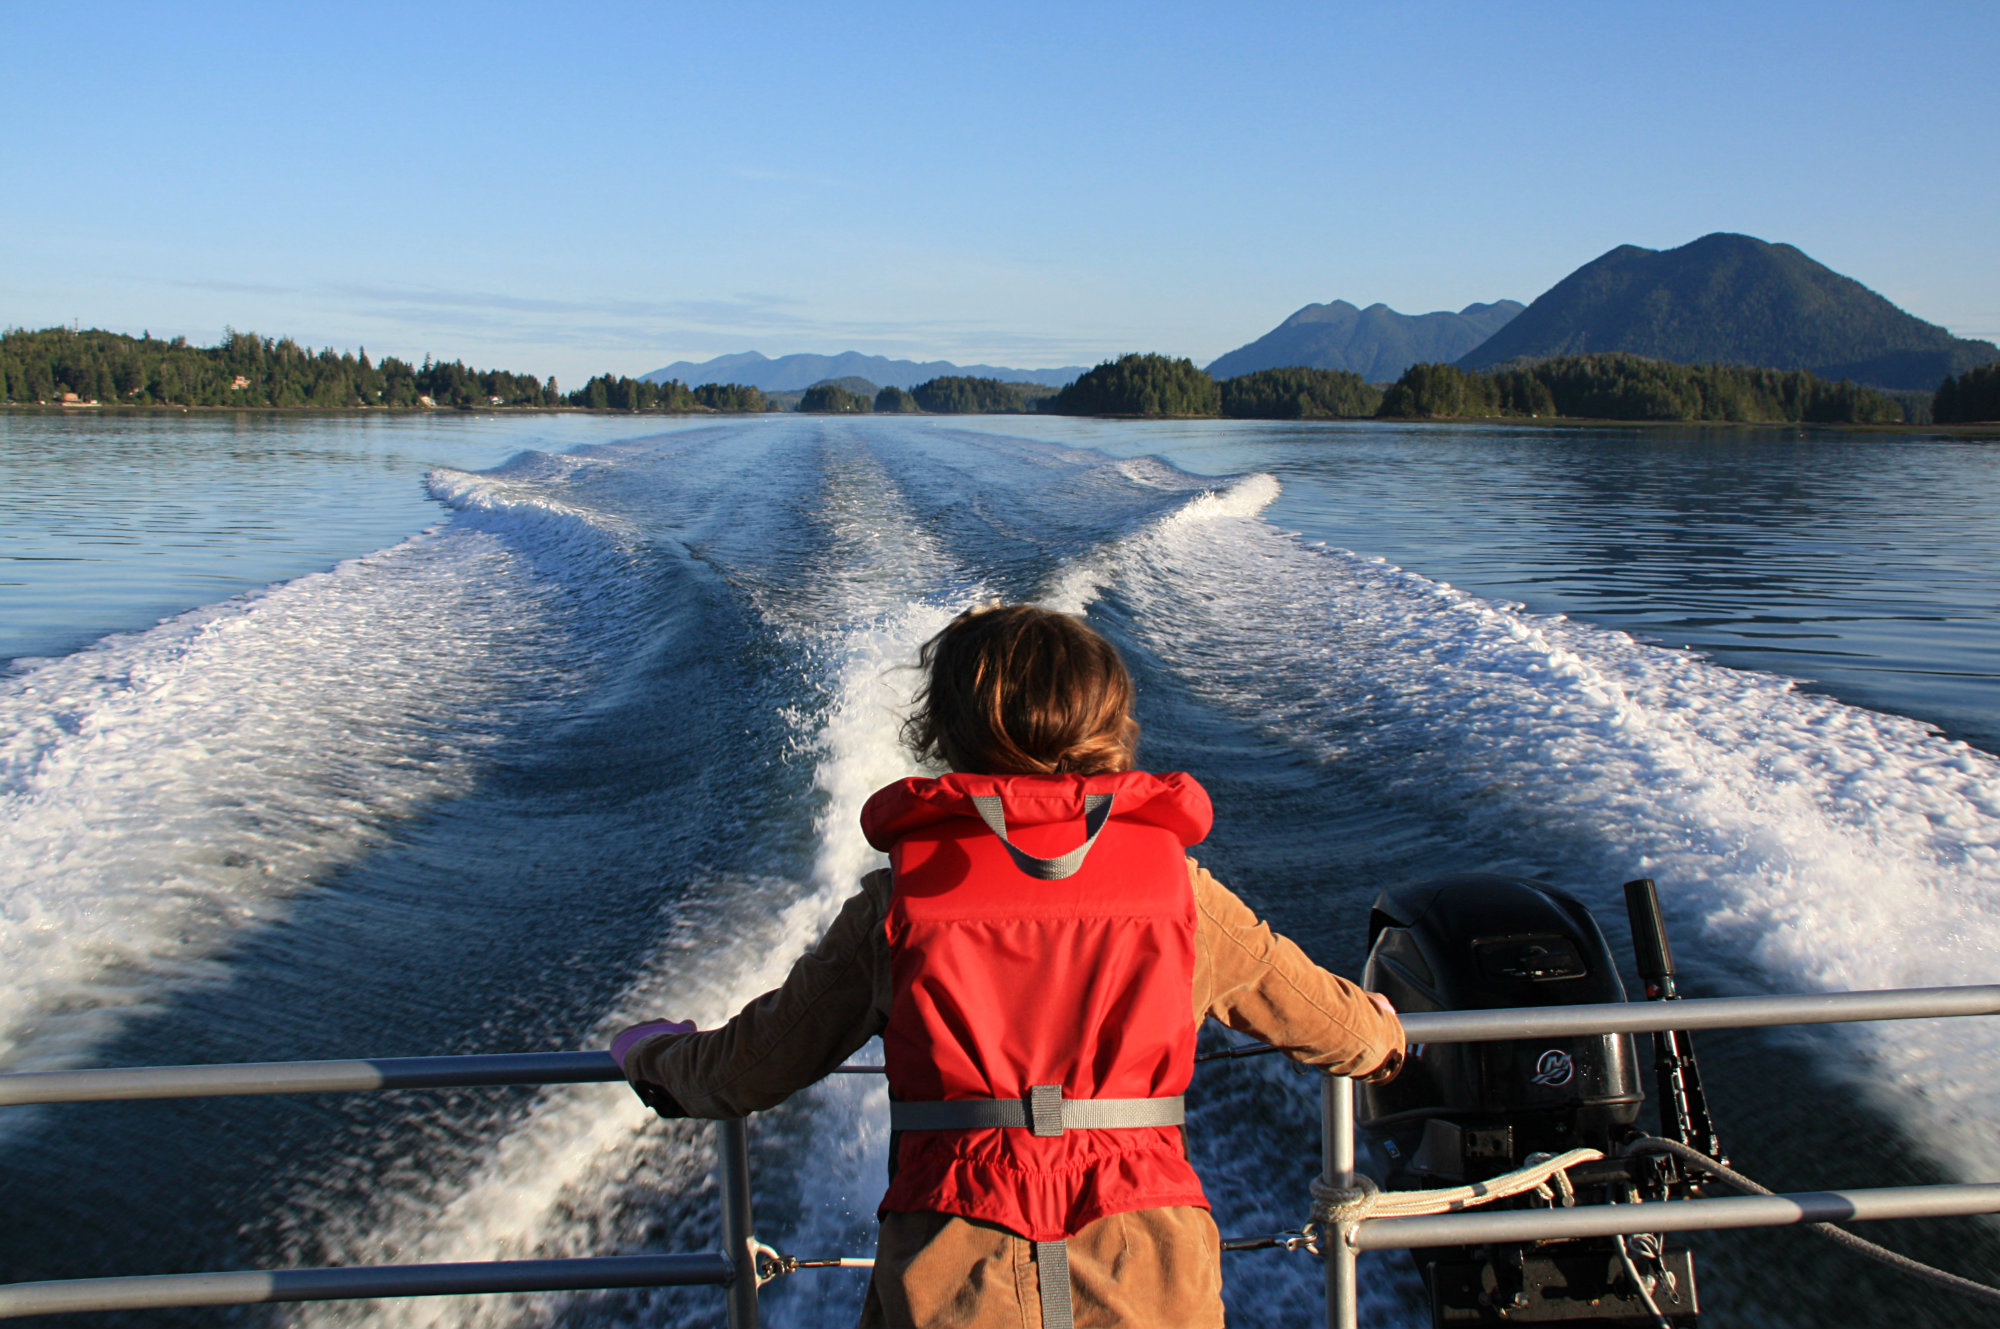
[1360,874,1644,1185]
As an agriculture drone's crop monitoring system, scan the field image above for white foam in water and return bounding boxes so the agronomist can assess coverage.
[1088,474,2000,1186]
[1039,471,1282,614]
[285,444,969,1329]
[284,872,865,1329]
[262,442,2000,1328]
[0,479,623,1076]
[426,455,639,568]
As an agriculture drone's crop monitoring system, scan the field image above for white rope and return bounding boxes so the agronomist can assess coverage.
[1310,1147,1605,1226]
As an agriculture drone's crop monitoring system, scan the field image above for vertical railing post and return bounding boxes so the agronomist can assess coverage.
[717,1116,760,1329]
[1322,1073,1358,1329]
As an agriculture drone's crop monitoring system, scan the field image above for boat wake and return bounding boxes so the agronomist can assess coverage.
[0,500,616,1080]
[5,418,1997,1329]
[1087,472,2000,1186]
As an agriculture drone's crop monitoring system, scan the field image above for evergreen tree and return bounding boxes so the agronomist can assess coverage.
[1934,362,2000,423]
[693,382,768,412]
[910,376,1045,413]
[874,385,919,413]
[1218,367,1381,418]
[1045,354,1220,417]
[799,383,870,413]
[565,374,697,411]
[1376,353,1903,423]
[0,326,558,408]
[1376,363,1498,418]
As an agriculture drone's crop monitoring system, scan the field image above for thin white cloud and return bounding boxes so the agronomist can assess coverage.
[87,271,1107,373]
[311,279,1097,365]
[165,277,302,297]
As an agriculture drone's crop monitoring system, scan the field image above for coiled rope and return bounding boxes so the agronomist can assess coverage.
[1622,1137,2000,1309]
[1310,1147,1604,1227]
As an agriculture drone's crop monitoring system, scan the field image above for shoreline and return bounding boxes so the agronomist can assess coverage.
[3,402,1996,435]
[0,402,749,418]
[1035,411,2000,435]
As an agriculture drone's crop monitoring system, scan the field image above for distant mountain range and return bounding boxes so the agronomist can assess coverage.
[645,235,1993,400]
[643,350,1085,391]
[1206,300,1524,382]
[1458,233,1999,391]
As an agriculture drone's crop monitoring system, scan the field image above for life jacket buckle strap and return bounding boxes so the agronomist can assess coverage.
[1028,1084,1065,1137]
[886,1093,1185,1133]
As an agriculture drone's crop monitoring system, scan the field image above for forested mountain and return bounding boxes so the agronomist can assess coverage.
[1458,234,1999,391]
[644,350,1084,391]
[1206,300,1523,382]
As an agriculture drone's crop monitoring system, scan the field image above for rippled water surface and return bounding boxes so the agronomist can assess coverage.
[1,413,1996,1329]
[0,411,661,665]
[970,417,2000,755]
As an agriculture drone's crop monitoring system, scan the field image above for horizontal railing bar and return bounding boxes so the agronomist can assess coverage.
[1145,986,2000,1063]
[6,986,1995,1109]
[0,1051,623,1107]
[1397,985,2000,1044]
[1350,1183,2000,1251]
[0,1253,735,1319]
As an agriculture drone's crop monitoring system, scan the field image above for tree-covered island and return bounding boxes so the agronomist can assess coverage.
[1375,355,1906,424]
[6,325,1992,424]
[1039,351,1977,424]
[0,327,768,413]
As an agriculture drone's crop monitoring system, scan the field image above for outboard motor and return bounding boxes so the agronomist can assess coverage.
[1361,874,1704,1325]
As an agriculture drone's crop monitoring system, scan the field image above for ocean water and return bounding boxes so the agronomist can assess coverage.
[1,413,1997,1328]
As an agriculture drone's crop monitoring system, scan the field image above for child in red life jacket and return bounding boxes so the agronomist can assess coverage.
[615,604,1403,1328]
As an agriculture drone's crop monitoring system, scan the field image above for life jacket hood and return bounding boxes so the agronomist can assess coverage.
[865,770,1213,1241]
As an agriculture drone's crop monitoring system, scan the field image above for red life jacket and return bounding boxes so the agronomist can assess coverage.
[859,770,1214,1242]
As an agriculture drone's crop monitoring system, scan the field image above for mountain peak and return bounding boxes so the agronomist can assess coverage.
[1457,234,1997,389]
[1278,300,1361,327]
[1209,299,1523,381]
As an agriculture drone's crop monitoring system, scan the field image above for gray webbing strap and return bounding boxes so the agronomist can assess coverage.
[888,1087,1185,1136]
[1035,1238,1073,1329]
[889,1085,1175,1322]
[968,793,1114,880]
[926,791,1119,1328]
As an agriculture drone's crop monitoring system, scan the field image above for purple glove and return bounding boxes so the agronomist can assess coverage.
[611,1019,695,1068]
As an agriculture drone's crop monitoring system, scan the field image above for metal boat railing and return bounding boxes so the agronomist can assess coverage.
[2,984,1997,1327]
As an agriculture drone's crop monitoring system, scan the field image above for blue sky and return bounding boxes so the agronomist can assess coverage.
[5,1,1995,384]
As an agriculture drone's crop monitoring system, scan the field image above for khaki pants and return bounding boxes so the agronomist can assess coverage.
[860,1206,1226,1328]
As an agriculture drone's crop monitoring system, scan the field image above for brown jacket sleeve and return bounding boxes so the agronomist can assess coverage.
[623,869,896,1117]
[622,857,1402,1117]
[1190,858,1405,1081]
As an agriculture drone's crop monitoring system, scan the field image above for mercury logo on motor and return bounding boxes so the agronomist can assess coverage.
[1529,1049,1576,1087]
